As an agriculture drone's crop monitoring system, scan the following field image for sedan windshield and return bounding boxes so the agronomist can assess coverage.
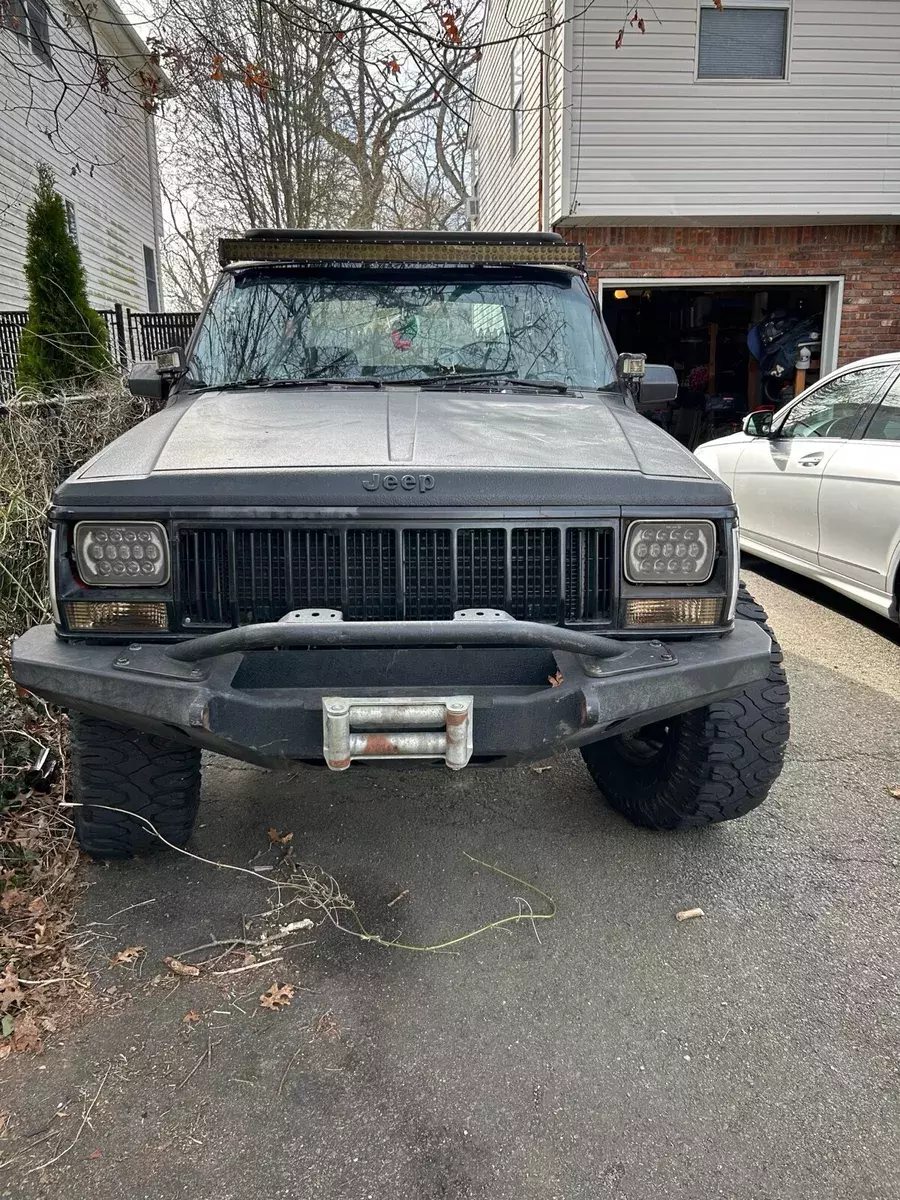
[188,269,617,390]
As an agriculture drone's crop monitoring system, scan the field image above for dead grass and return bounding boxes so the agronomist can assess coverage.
[0,377,156,635]
[0,645,92,1057]
[0,380,155,1056]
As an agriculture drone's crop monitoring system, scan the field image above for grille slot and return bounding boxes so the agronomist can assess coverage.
[346,530,398,620]
[565,527,613,622]
[456,528,506,610]
[235,529,288,624]
[511,528,561,621]
[178,528,229,625]
[403,529,453,620]
[291,529,341,610]
[176,524,614,627]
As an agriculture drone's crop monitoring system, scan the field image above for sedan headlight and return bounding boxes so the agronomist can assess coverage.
[624,520,716,584]
[74,522,170,586]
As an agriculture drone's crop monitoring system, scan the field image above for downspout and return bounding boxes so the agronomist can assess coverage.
[144,110,165,310]
[538,0,552,231]
[537,34,544,231]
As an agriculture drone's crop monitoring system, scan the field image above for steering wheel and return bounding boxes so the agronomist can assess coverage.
[820,414,857,437]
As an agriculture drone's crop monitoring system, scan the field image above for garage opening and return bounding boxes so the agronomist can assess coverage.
[600,279,840,448]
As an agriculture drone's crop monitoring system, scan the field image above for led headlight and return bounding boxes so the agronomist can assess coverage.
[625,520,716,584]
[74,522,170,587]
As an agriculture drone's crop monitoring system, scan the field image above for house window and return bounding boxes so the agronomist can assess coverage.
[28,0,51,65]
[510,41,524,157]
[698,1,789,80]
[4,0,52,64]
[65,200,78,244]
[143,245,160,312]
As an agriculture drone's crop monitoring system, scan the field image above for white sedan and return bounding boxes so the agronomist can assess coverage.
[695,352,900,622]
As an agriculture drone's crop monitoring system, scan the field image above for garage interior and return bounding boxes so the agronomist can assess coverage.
[601,282,830,448]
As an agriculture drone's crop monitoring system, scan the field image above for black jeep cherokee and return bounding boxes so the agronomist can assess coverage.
[12,230,789,858]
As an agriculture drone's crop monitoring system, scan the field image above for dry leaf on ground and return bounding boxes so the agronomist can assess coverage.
[886,786,900,799]
[0,963,24,1013]
[0,889,29,913]
[260,983,295,1010]
[110,945,145,967]
[267,827,294,845]
[163,956,201,978]
[675,907,706,922]
[9,1012,43,1053]
[183,1009,201,1023]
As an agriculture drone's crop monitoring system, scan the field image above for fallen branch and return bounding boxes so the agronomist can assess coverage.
[61,802,557,954]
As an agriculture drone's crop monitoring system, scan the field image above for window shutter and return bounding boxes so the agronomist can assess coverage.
[698,8,788,79]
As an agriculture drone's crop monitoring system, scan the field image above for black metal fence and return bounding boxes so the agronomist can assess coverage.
[0,304,200,398]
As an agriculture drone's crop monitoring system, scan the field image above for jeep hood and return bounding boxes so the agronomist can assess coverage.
[56,387,731,508]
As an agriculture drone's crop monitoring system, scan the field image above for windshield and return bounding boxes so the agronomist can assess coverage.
[188,268,617,389]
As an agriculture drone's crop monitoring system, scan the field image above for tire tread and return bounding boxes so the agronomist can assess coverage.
[581,585,789,829]
[71,714,202,859]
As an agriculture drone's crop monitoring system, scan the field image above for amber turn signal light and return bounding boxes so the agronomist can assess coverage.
[64,602,169,631]
[624,597,722,627]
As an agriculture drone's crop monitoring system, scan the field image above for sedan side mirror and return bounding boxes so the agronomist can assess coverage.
[742,409,774,437]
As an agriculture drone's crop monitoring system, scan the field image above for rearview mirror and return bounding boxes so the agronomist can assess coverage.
[743,409,773,437]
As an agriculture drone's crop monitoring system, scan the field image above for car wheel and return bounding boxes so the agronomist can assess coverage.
[580,587,789,829]
[70,714,202,859]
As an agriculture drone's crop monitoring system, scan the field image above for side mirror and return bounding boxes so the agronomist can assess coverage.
[639,364,678,408]
[126,360,166,401]
[742,409,774,437]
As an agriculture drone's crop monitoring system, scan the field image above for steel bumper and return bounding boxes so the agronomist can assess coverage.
[11,620,772,769]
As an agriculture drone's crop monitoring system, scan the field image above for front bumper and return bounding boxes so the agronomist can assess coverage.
[11,620,772,769]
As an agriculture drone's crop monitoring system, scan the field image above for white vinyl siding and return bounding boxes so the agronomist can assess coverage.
[0,0,163,310]
[473,0,900,227]
[561,0,900,222]
[468,0,546,231]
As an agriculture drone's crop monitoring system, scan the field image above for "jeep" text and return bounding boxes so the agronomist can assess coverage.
[361,472,435,493]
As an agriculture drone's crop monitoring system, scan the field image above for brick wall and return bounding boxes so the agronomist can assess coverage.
[566,224,900,365]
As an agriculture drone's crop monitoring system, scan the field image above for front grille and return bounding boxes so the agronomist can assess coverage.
[176,524,614,627]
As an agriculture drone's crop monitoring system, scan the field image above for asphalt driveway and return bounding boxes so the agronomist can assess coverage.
[2,559,899,1199]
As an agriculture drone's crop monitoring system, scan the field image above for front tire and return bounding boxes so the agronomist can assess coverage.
[580,588,789,830]
[70,714,202,859]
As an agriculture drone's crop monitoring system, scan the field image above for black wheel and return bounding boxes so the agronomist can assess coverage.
[580,587,789,830]
[70,714,202,859]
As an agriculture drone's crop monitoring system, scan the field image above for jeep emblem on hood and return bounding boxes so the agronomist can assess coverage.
[362,472,435,493]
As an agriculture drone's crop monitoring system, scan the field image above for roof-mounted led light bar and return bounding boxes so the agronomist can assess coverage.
[218,228,585,269]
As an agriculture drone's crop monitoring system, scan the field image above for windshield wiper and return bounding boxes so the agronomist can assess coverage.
[398,373,572,394]
[198,378,384,392]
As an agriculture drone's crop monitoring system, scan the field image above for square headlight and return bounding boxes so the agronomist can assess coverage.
[625,520,716,584]
[74,522,170,587]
